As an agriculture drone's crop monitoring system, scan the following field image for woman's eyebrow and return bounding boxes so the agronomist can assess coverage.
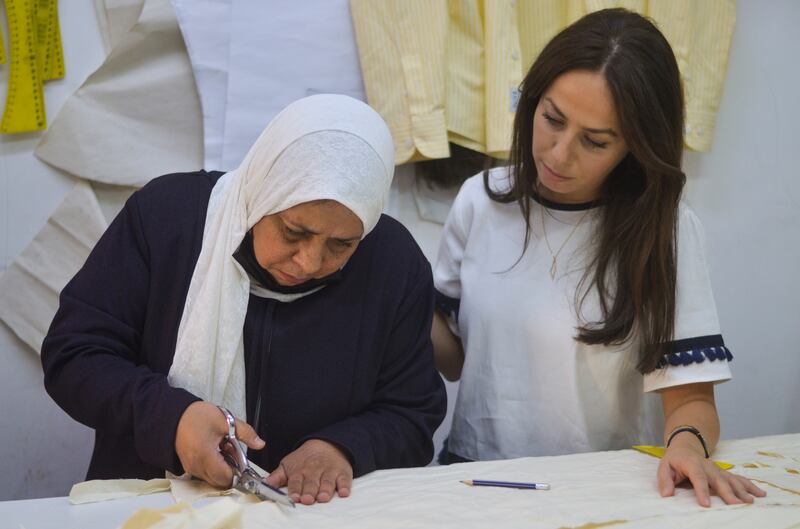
[283,218,316,234]
[545,97,618,137]
[284,218,360,241]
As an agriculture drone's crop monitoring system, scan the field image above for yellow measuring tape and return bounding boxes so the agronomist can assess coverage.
[35,0,64,80]
[0,22,6,64]
[1,0,65,134]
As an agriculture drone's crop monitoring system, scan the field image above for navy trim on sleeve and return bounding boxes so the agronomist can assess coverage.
[657,334,733,369]
[435,289,460,323]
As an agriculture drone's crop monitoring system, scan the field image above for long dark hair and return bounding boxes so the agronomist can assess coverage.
[486,8,686,373]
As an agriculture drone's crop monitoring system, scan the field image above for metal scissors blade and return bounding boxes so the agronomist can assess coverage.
[218,406,295,508]
[238,469,296,507]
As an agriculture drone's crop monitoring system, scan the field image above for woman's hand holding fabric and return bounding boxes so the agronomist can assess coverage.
[657,437,766,507]
[174,401,265,488]
[265,439,353,505]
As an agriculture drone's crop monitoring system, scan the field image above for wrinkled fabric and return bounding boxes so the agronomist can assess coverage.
[89,434,800,529]
[69,478,171,505]
[0,181,107,353]
[35,0,202,187]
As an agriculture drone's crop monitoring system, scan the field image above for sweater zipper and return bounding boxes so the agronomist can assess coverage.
[252,300,275,436]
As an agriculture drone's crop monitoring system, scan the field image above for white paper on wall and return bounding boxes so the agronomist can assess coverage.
[220,0,366,170]
[171,0,232,171]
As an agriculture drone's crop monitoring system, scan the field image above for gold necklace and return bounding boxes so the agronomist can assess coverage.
[539,203,591,279]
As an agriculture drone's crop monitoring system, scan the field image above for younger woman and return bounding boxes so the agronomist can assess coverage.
[432,8,765,507]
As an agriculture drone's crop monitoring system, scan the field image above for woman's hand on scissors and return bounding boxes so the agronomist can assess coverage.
[265,439,353,505]
[175,401,265,488]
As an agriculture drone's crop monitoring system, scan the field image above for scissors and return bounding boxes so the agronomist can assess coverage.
[217,406,295,508]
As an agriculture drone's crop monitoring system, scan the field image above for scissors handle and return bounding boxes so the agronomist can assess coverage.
[220,406,236,438]
[218,406,249,477]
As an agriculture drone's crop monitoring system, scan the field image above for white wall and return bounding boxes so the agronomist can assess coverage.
[0,2,106,500]
[0,0,798,501]
[681,0,800,438]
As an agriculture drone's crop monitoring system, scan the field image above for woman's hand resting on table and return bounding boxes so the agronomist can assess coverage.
[265,439,353,505]
[174,401,265,487]
[658,437,766,507]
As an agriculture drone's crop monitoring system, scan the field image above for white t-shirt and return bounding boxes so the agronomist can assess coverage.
[434,168,732,461]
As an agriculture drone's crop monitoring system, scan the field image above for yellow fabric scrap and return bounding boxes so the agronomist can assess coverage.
[758,450,787,458]
[557,521,628,529]
[120,503,191,529]
[631,445,734,470]
[120,498,243,529]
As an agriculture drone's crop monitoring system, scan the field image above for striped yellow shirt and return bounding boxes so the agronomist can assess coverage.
[351,0,735,161]
[350,0,450,164]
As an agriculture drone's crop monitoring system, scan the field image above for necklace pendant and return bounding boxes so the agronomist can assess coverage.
[549,257,557,279]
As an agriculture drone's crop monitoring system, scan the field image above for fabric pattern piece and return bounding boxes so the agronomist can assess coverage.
[34,0,202,187]
[0,181,108,353]
[69,478,171,505]
[93,0,145,54]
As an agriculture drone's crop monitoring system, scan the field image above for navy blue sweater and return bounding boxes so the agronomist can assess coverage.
[41,171,446,480]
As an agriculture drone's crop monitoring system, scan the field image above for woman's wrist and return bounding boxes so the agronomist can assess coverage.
[666,425,710,458]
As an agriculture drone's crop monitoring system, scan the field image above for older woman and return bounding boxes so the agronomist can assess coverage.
[42,94,446,505]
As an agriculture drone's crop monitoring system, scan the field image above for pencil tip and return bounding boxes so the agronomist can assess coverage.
[460,480,473,486]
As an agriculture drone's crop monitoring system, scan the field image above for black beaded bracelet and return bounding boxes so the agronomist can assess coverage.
[666,425,710,458]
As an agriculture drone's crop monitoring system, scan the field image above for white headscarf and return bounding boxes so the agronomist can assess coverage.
[167,94,395,419]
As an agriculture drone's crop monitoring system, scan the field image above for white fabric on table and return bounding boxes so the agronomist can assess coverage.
[111,433,800,529]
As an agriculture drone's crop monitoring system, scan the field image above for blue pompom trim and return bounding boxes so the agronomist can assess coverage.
[657,345,733,369]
